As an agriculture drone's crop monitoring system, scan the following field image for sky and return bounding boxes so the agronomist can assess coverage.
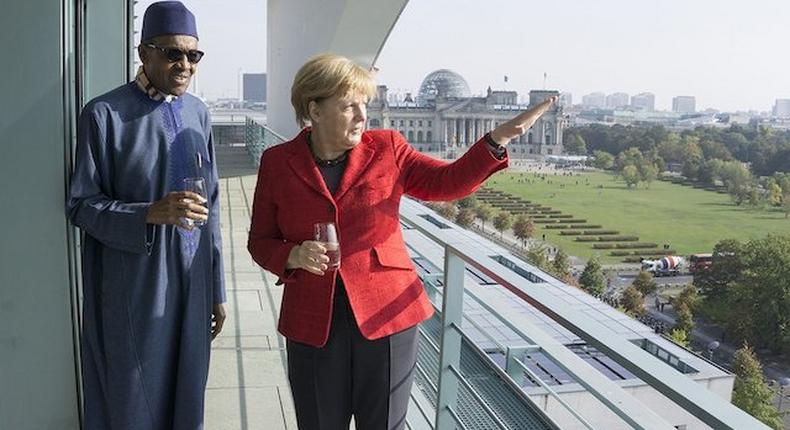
[135,0,790,112]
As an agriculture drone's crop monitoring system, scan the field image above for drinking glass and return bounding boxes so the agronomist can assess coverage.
[183,177,208,227]
[314,222,340,269]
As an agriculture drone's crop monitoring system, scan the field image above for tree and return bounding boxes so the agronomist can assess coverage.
[731,344,784,430]
[565,133,587,155]
[701,236,790,353]
[694,239,745,300]
[674,303,695,334]
[775,173,790,218]
[730,236,790,352]
[639,162,658,188]
[632,270,657,296]
[621,165,640,188]
[579,257,606,296]
[552,248,572,279]
[435,202,458,220]
[590,150,614,170]
[667,328,690,348]
[456,195,478,210]
[455,208,475,228]
[675,284,699,312]
[768,182,783,207]
[511,214,535,247]
[657,133,685,164]
[615,147,645,173]
[525,243,549,269]
[718,160,754,205]
[492,212,512,240]
[474,205,493,232]
[620,285,646,316]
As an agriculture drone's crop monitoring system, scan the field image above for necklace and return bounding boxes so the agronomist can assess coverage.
[307,132,349,167]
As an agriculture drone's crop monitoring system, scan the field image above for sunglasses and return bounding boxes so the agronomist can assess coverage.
[145,44,205,64]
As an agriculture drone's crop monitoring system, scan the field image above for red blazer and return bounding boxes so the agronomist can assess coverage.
[248,128,507,346]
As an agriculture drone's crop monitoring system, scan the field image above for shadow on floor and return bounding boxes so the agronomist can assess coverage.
[216,145,259,178]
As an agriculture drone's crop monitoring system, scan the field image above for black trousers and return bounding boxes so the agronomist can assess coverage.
[286,278,419,430]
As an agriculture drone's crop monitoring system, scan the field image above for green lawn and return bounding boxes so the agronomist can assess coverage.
[484,170,789,263]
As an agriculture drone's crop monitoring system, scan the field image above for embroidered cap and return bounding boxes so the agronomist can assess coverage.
[141,1,198,42]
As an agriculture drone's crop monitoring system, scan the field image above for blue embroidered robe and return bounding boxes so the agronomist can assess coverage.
[67,82,225,430]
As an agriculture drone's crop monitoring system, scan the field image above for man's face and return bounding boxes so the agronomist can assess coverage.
[139,35,200,96]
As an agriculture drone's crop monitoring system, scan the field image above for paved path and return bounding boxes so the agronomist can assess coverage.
[204,174,299,429]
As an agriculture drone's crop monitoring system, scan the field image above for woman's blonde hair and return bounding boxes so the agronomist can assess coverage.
[291,53,377,127]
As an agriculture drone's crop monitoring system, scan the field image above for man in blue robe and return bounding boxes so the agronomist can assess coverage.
[66,2,226,428]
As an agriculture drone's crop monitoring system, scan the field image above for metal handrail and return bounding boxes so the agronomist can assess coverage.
[401,199,771,430]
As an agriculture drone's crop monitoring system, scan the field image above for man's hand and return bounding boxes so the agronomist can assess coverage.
[145,191,208,230]
[286,241,330,276]
[211,303,226,340]
[490,95,558,146]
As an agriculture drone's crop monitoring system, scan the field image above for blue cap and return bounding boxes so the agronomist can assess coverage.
[141,1,198,42]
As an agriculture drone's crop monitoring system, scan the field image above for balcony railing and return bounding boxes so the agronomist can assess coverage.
[239,128,769,429]
[244,117,286,165]
[398,198,771,430]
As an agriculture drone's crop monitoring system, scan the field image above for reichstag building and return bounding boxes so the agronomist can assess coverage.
[367,69,565,156]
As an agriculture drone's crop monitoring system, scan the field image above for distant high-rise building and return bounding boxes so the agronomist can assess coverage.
[559,92,573,107]
[605,92,629,109]
[672,96,696,113]
[582,92,605,108]
[243,73,267,103]
[773,99,790,118]
[631,92,655,111]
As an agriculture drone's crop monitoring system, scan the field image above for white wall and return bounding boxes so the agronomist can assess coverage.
[266,0,409,138]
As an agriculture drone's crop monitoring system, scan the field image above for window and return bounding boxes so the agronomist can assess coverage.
[491,255,546,283]
[369,119,381,128]
[418,214,451,229]
[417,131,423,142]
[528,133,533,144]
[409,120,414,126]
[418,120,423,126]
[547,149,553,155]
[399,120,404,126]
[428,120,432,127]
[545,134,552,144]
[408,130,414,141]
[390,120,396,127]
[426,131,432,142]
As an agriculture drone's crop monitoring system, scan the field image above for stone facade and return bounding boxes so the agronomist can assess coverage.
[367,70,565,157]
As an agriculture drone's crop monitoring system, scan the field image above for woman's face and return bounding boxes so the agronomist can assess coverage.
[310,90,368,151]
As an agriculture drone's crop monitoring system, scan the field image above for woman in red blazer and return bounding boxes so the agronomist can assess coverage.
[248,54,557,430]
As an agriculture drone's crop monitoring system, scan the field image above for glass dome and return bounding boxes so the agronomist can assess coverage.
[417,69,471,105]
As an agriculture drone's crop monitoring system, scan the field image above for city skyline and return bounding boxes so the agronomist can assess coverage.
[134,0,789,113]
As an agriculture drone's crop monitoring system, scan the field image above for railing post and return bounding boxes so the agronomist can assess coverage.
[505,346,530,383]
[435,247,465,430]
